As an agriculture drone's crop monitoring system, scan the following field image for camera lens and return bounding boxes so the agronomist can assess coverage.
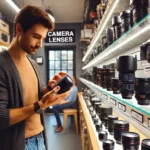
[114,120,129,144]
[141,139,150,150]
[103,139,115,150]
[117,56,137,99]
[95,122,103,132]
[130,0,149,25]
[106,28,114,46]
[111,78,121,94]
[54,75,73,94]
[105,68,115,91]
[120,10,131,34]
[99,131,108,141]
[93,118,99,124]
[135,78,150,105]
[112,16,122,39]
[94,102,101,113]
[122,132,140,150]
[99,106,112,124]
[108,115,118,135]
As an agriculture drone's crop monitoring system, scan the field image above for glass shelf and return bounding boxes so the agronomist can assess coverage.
[80,78,150,116]
[83,14,150,70]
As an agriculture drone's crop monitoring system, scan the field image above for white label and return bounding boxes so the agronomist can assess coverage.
[148,118,150,128]
[103,94,108,101]
[110,98,116,106]
[131,110,143,123]
[118,103,126,112]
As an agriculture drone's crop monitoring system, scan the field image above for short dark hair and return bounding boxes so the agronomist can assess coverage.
[13,5,55,36]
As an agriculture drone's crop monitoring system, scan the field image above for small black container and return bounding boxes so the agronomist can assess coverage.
[93,118,99,124]
[108,115,118,135]
[122,132,140,150]
[141,139,150,150]
[120,10,131,34]
[54,75,73,94]
[135,78,150,105]
[95,122,103,132]
[114,120,129,144]
[111,78,121,94]
[103,139,115,150]
[112,16,122,39]
[98,131,108,141]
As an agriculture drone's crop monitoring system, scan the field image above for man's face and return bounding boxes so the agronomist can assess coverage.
[18,24,48,55]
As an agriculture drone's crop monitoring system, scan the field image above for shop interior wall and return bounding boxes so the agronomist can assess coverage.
[32,23,85,91]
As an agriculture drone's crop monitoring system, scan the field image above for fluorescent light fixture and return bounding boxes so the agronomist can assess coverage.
[82,0,119,62]
[82,23,150,70]
[5,0,20,12]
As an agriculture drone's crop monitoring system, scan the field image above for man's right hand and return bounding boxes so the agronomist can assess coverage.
[39,86,70,109]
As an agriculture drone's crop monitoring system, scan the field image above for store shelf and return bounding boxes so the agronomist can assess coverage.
[79,78,150,137]
[82,14,150,70]
[78,92,147,150]
[82,0,130,62]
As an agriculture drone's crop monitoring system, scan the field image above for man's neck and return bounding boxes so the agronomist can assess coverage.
[7,38,27,61]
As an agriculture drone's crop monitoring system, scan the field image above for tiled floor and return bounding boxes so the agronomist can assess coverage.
[44,113,82,150]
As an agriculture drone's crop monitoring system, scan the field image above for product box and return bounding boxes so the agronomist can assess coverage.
[0,19,9,34]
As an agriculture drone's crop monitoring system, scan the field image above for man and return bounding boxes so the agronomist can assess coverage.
[52,77,78,132]
[0,5,70,150]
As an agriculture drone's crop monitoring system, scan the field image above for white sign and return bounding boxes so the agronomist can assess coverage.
[118,103,126,112]
[131,110,143,123]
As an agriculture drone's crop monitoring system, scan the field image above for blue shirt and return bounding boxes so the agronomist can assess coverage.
[64,86,78,105]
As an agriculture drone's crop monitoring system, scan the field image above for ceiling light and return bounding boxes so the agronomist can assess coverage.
[46,9,55,23]
[5,0,20,12]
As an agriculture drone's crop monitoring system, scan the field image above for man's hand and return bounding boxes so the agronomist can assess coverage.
[40,86,70,109]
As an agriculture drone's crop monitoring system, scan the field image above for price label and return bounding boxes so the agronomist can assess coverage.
[131,110,143,123]
[118,102,126,112]
[148,118,150,128]
[110,98,116,106]
[103,94,108,101]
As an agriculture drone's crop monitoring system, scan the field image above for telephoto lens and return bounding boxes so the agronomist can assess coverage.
[103,139,115,150]
[107,115,118,135]
[111,78,121,94]
[120,10,131,34]
[130,0,149,25]
[98,131,108,141]
[122,132,140,150]
[53,75,73,94]
[114,120,129,144]
[99,106,112,125]
[117,56,137,99]
[135,78,150,105]
[112,16,122,40]
[141,139,150,150]
[106,28,114,46]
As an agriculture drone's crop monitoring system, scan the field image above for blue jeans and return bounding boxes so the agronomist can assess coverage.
[25,132,46,150]
[52,103,74,126]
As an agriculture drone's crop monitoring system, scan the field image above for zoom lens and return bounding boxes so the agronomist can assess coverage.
[99,131,108,141]
[111,78,121,94]
[103,139,115,150]
[114,120,129,144]
[122,132,140,150]
[112,16,122,39]
[141,139,150,150]
[108,115,118,135]
[117,56,137,99]
[135,78,150,105]
[106,28,114,46]
[120,10,131,34]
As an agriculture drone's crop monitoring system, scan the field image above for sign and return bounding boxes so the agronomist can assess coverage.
[131,110,143,123]
[148,118,150,128]
[118,102,126,112]
[45,29,75,43]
